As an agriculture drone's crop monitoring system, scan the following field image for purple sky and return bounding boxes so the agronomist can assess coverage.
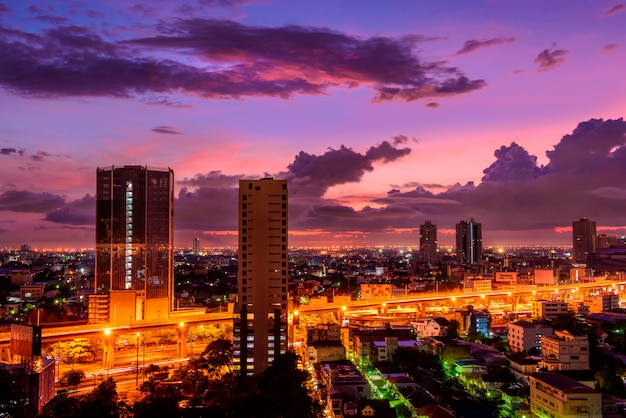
[1,0,626,250]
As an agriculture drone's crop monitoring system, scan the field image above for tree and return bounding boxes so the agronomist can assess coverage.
[203,338,233,377]
[60,369,86,391]
[253,351,324,418]
[448,319,460,338]
[46,338,98,366]
[76,378,119,418]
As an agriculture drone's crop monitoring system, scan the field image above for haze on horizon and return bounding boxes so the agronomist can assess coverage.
[1,0,626,250]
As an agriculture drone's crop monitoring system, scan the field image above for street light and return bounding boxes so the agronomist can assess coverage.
[104,328,111,378]
[135,332,140,387]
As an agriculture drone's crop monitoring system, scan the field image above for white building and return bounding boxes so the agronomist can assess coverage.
[507,320,553,353]
[411,317,450,338]
[541,330,589,371]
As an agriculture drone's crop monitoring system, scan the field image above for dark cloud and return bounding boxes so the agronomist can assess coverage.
[6,119,626,245]
[425,102,440,108]
[152,126,182,134]
[391,135,410,146]
[285,140,411,198]
[197,0,250,6]
[544,118,626,174]
[603,4,626,17]
[30,151,51,161]
[601,44,620,54]
[0,3,11,12]
[33,15,68,25]
[0,19,485,103]
[175,185,239,231]
[178,171,244,188]
[44,194,95,225]
[454,37,516,55]
[431,118,626,231]
[0,190,65,213]
[374,76,486,102]
[481,142,543,182]
[27,5,44,14]
[1,147,25,156]
[534,44,568,71]
[86,10,105,19]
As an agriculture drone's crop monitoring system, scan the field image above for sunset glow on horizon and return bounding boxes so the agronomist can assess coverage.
[1,0,626,249]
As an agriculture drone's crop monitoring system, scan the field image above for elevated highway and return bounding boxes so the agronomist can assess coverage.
[1,278,623,365]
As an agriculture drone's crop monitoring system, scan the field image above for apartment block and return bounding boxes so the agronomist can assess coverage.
[507,320,553,353]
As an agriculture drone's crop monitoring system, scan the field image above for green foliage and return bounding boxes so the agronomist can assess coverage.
[448,319,460,338]
[202,338,233,376]
[46,338,98,365]
[77,378,119,417]
[595,369,626,397]
[394,348,444,378]
[133,396,179,418]
[60,369,86,388]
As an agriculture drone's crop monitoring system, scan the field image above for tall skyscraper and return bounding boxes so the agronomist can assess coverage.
[95,165,174,323]
[419,221,438,263]
[192,237,200,255]
[573,217,596,262]
[233,178,288,376]
[456,218,483,264]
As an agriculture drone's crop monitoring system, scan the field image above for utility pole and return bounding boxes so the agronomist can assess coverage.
[135,333,140,387]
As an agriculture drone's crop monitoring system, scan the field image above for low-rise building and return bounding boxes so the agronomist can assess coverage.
[20,283,46,301]
[411,317,450,338]
[532,300,568,320]
[308,340,346,363]
[541,330,589,371]
[507,320,553,353]
[530,371,602,418]
[584,292,620,313]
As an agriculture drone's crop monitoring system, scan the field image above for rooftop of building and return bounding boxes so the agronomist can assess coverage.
[532,371,600,393]
[509,320,552,328]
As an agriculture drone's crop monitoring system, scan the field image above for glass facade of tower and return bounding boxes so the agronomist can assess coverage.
[95,166,174,302]
[456,218,483,264]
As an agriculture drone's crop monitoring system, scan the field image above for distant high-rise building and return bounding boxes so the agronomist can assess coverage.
[572,217,596,262]
[419,221,438,263]
[456,218,482,264]
[192,237,200,255]
[233,178,288,376]
[596,233,624,249]
[95,165,174,323]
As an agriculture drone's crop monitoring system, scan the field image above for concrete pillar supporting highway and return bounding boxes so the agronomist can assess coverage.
[176,323,188,358]
[1,346,10,362]
[513,295,521,313]
[102,329,115,370]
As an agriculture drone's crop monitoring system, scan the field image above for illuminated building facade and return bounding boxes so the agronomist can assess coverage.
[95,165,174,323]
[233,178,288,376]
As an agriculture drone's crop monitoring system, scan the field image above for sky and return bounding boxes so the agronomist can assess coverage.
[1,0,626,250]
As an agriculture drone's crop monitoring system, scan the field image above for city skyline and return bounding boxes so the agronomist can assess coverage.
[1,1,626,249]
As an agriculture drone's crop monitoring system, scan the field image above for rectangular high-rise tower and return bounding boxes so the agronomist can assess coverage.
[456,218,482,264]
[95,165,174,323]
[573,217,596,262]
[419,221,438,263]
[233,178,288,376]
